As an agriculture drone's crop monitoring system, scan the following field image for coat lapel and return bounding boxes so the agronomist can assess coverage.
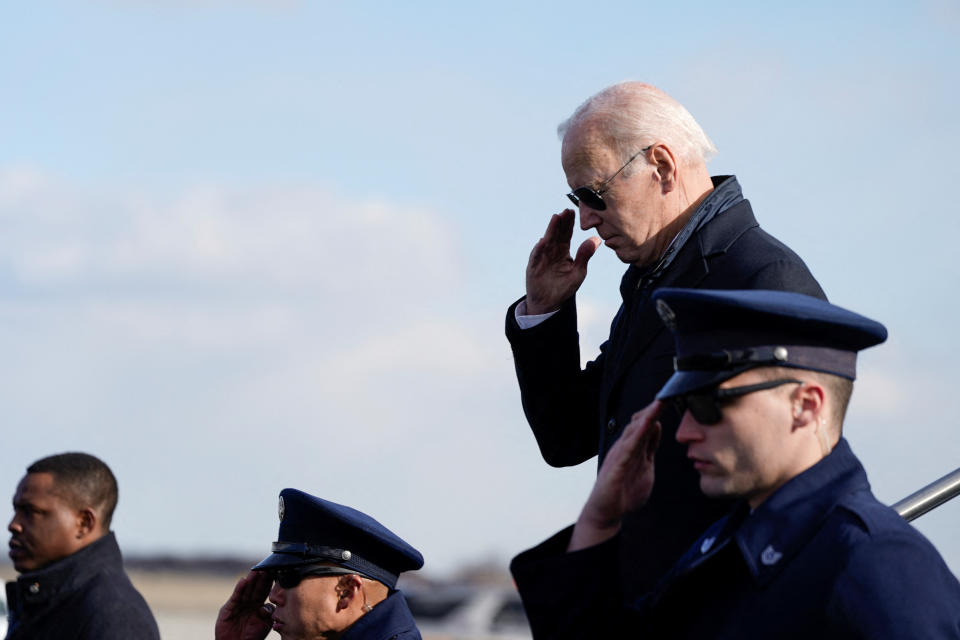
[604,202,759,390]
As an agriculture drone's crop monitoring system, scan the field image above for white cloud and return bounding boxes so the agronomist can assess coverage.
[0,168,528,573]
[0,168,460,298]
[322,321,500,378]
[848,341,959,425]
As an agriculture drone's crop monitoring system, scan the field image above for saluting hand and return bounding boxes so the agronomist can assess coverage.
[215,571,274,640]
[569,402,662,552]
[525,209,601,315]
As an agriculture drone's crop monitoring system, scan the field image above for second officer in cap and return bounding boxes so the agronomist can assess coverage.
[216,488,423,640]
[511,289,960,639]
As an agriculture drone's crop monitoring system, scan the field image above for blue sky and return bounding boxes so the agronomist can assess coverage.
[2,1,959,577]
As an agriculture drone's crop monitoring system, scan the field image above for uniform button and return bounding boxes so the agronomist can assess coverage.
[29,582,40,594]
[606,418,616,433]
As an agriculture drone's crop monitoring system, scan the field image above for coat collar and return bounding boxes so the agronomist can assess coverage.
[681,440,869,586]
[608,178,759,384]
[618,175,747,299]
[619,176,756,301]
[342,590,419,639]
[733,439,869,584]
[8,531,124,610]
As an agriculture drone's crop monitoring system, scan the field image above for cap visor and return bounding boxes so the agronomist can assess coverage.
[251,552,313,571]
[656,367,751,399]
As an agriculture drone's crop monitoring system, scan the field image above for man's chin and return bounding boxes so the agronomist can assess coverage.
[610,245,647,266]
[10,550,38,573]
[698,476,734,500]
[11,558,35,573]
[606,242,632,263]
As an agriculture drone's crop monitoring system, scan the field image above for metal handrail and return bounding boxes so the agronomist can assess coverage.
[893,466,960,522]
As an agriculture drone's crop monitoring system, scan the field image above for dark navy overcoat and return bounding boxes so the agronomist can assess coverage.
[506,176,826,594]
[4,532,159,640]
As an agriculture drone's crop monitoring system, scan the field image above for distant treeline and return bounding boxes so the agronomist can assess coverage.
[123,555,257,575]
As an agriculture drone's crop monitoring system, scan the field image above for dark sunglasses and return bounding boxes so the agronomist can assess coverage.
[672,378,802,425]
[271,565,357,589]
[566,145,652,211]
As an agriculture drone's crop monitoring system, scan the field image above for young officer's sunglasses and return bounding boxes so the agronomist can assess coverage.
[672,378,802,425]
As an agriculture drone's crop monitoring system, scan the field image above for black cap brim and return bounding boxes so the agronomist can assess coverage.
[252,552,316,571]
[656,366,753,399]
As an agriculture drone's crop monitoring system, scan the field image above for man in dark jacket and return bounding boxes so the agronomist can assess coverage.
[216,489,423,640]
[512,289,960,638]
[507,81,825,593]
[5,452,160,640]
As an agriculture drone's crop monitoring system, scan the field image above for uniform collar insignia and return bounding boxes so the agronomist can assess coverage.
[760,544,783,566]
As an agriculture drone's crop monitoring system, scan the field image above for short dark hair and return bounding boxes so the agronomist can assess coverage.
[755,367,854,432]
[27,452,119,530]
[811,371,854,429]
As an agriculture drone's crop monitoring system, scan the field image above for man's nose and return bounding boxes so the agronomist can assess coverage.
[579,206,601,230]
[8,515,21,534]
[268,582,284,606]
[675,411,702,443]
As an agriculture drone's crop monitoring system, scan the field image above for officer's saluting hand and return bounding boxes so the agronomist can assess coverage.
[215,571,274,640]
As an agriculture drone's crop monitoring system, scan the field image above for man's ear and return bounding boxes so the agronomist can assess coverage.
[76,508,99,539]
[335,575,363,611]
[791,382,825,431]
[650,144,678,195]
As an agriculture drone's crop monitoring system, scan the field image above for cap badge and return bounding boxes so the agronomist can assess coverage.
[656,299,677,330]
[773,346,788,361]
[341,550,352,561]
[760,544,783,566]
[278,496,286,522]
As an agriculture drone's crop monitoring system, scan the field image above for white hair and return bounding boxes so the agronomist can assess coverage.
[558,81,718,168]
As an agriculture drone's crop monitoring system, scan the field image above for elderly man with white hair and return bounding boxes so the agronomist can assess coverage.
[505,81,826,595]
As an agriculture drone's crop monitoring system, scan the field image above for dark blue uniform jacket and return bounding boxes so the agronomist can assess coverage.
[512,439,960,639]
[343,590,421,640]
[506,176,826,594]
[4,532,159,640]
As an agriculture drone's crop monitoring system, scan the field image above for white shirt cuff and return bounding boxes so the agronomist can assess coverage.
[515,299,560,329]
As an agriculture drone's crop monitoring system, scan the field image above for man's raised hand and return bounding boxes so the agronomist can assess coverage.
[525,209,601,315]
[215,571,274,640]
